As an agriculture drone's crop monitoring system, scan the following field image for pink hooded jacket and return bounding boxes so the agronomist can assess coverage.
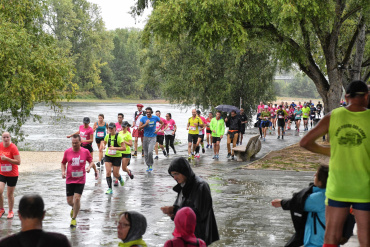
[164,207,207,247]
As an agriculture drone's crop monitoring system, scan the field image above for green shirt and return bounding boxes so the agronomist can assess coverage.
[209,118,225,137]
[327,107,370,203]
[119,130,132,154]
[261,111,270,120]
[302,107,310,118]
[104,133,124,157]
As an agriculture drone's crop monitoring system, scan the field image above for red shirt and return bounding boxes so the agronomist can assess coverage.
[0,143,20,177]
[62,147,92,184]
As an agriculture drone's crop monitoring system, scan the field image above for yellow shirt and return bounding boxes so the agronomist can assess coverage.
[188,116,203,135]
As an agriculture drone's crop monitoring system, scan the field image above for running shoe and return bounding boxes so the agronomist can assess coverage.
[119,178,124,186]
[216,154,219,160]
[101,158,104,166]
[277,136,280,139]
[96,162,100,168]
[210,145,213,149]
[212,155,216,159]
[191,154,195,160]
[154,156,158,160]
[282,135,284,139]
[114,180,119,186]
[128,170,134,179]
[195,154,200,158]
[206,144,210,149]
[0,208,5,218]
[70,209,73,218]
[263,137,266,141]
[163,150,167,156]
[166,153,170,158]
[133,151,137,157]
[188,155,191,161]
[142,151,145,157]
[148,166,153,172]
[105,188,113,194]
[227,153,231,158]
[269,130,272,134]
[95,172,99,180]
[173,149,177,154]
[7,211,14,219]
[202,148,205,154]
[70,218,77,227]
[231,155,235,160]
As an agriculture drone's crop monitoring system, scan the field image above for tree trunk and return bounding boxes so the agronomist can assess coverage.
[349,17,366,83]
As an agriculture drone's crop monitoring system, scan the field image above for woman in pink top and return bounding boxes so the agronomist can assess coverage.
[257,101,264,113]
[67,117,98,180]
[164,113,177,157]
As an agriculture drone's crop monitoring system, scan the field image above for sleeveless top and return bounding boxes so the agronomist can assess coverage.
[95,122,107,139]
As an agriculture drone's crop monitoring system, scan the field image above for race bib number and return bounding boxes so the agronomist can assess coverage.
[1,164,12,172]
[81,137,87,142]
[190,126,196,131]
[278,115,284,119]
[72,171,83,177]
[133,126,138,130]
[271,113,274,116]
[304,112,308,116]
[108,149,117,155]
[311,114,315,117]
[97,131,104,137]
[296,114,301,117]
[165,130,173,135]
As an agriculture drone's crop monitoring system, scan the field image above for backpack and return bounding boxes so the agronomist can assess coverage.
[108,133,119,148]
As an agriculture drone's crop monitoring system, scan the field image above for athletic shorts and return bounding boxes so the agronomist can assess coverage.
[132,129,144,138]
[240,127,246,134]
[81,143,93,153]
[303,117,309,121]
[188,134,198,144]
[122,153,131,159]
[277,120,285,127]
[212,137,221,143]
[198,134,204,142]
[0,174,18,187]
[206,129,212,134]
[310,115,316,120]
[261,121,269,128]
[104,156,122,167]
[271,116,276,119]
[156,135,164,145]
[327,198,370,211]
[66,183,85,197]
[95,137,104,144]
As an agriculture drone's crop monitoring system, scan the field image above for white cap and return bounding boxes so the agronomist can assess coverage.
[264,105,268,109]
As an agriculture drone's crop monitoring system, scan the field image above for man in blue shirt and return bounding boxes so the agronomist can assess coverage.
[139,107,164,172]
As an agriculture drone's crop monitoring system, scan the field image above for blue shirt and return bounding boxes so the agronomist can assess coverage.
[140,115,161,137]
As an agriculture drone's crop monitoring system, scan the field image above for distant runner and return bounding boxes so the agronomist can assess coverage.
[294,106,302,132]
[61,134,94,227]
[116,113,131,133]
[0,132,21,219]
[302,103,310,131]
[92,114,108,168]
[154,110,167,160]
[259,106,270,141]
[186,109,204,160]
[225,110,241,160]
[276,105,288,139]
[115,121,134,186]
[238,108,247,145]
[316,101,323,118]
[309,104,317,129]
[195,110,206,158]
[210,111,225,160]
[67,117,98,179]
[205,112,213,149]
[164,113,177,157]
[132,104,145,157]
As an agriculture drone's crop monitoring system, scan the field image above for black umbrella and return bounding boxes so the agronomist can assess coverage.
[215,105,240,113]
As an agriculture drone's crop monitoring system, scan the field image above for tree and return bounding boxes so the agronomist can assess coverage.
[134,0,369,113]
[0,0,75,143]
[139,36,276,119]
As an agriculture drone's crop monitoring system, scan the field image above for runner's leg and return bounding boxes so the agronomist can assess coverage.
[121,158,130,174]
[6,186,15,212]
[165,135,170,154]
[353,209,370,246]
[227,134,232,155]
[72,193,81,219]
[113,166,121,181]
[232,133,238,156]
[170,135,176,153]
[154,142,159,156]
[147,137,156,167]
[0,182,5,209]
[105,162,113,189]
[134,137,138,153]
[143,137,150,166]
[324,206,349,245]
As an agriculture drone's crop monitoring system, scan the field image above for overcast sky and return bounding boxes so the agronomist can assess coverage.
[88,0,152,30]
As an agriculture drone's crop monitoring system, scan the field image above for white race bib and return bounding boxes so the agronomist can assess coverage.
[1,164,12,172]
[97,131,104,137]
[278,115,284,119]
[190,126,196,131]
[271,113,274,116]
[81,137,87,142]
[72,171,83,177]
[311,114,315,117]
[304,112,308,116]
[296,114,301,117]
[165,130,173,135]
[108,149,117,155]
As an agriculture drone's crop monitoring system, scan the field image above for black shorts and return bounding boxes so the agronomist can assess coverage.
[95,138,104,144]
[156,135,164,145]
[121,153,131,159]
[206,129,212,134]
[261,121,269,128]
[188,134,198,144]
[0,175,18,187]
[212,137,221,143]
[81,143,93,153]
[198,134,204,142]
[277,120,285,127]
[66,183,85,197]
[104,156,122,167]
[240,127,246,134]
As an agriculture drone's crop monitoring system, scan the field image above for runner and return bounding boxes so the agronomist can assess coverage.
[298,101,303,109]
[115,113,124,133]
[267,103,274,134]
[286,105,295,130]
[119,121,134,182]
[154,110,167,160]
[139,107,163,172]
[270,104,277,131]
[259,106,270,141]
[294,106,302,132]
[194,110,206,158]
[290,101,297,108]
[93,114,108,168]
[257,101,265,113]
[300,80,370,247]
[205,112,213,148]
[276,105,288,139]
[210,111,225,160]
[302,103,310,131]
[132,104,145,157]
[67,117,98,179]
[164,113,177,157]
[186,109,204,160]
[238,108,248,145]
[316,101,323,118]
[309,103,317,129]
[61,134,94,227]
[0,132,21,219]
[99,123,126,194]
[225,110,241,160]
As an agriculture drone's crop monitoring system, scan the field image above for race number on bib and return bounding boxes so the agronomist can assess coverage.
[97,132,104,137]
[72,171,83,177]
[108,149,117,155]
[1,164,12,172]
[190,126,196,131]
[278,115,284,119]
[81,137,87,142]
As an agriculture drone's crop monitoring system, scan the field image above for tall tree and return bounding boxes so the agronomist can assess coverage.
[135,0,369,113]
[0,0,75,142]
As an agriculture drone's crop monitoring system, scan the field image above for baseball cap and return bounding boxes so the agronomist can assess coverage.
[264,105,268,109]
[121,121,131,128]
[108,122,116,129]
[137,103,144,107]
[345,80,368,97]
[83,117,90,124]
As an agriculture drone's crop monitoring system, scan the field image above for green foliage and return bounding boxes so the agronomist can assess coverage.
[0,0,75,143]
[274,76,320,98]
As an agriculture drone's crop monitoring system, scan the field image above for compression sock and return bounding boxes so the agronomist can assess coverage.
[106,176,112,189]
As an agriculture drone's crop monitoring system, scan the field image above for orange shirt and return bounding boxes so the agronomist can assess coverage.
[0,143,20,177]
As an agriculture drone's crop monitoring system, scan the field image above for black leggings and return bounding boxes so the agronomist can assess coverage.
[165,135,176,154]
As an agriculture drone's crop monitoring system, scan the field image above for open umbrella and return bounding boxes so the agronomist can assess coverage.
[215,105,240,113]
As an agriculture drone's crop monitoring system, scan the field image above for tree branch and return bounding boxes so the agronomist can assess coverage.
[362,58,370,67]
[341,5,362,24]
[341,16,363,67]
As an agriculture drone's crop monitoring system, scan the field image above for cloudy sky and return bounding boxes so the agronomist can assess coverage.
[88,0,152,30]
